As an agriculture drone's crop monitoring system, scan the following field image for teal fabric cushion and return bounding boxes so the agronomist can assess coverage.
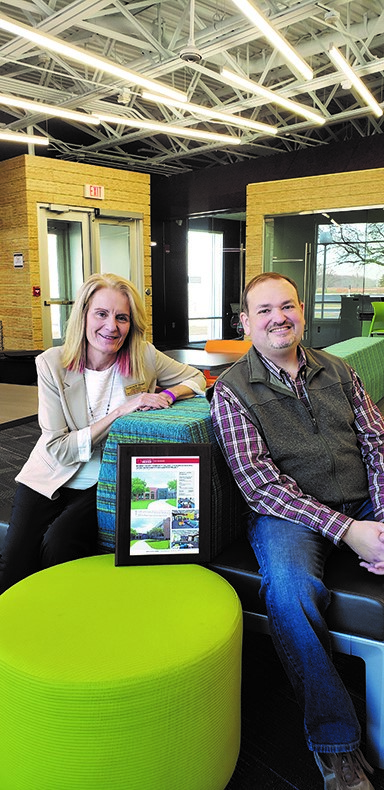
[97,397,246,556]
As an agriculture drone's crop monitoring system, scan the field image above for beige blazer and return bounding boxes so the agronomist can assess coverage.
[16,344,205,499]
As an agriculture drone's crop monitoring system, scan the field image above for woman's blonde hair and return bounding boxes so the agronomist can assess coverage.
[62,273,147,379]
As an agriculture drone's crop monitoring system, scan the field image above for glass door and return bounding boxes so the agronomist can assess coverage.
[263,207,384,348]
[93,217,144,298]
[39,208,92,348]
[38,206,145,348]
[263,214,315,345]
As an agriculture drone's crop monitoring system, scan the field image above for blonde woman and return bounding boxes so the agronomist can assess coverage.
[0,273,205,593]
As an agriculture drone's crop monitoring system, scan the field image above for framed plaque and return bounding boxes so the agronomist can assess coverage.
[115,443,211,565]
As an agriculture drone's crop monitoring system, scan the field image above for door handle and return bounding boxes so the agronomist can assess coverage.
[44,299,74,306]
[303,242,312,338]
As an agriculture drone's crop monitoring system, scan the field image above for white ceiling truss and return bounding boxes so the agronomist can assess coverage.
[0,0,383,175]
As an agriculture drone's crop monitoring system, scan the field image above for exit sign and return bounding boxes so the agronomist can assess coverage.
[84,184,104,199]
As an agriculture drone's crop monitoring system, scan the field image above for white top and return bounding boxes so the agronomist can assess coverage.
[65,364,124,489]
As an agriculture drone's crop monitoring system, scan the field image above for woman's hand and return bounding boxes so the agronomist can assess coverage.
[121,383,196,414]
[91,385,193,449]
[90,391,173,449]
[123,391,174,413]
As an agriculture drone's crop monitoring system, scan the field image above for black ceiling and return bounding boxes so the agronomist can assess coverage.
[0,0,383,177]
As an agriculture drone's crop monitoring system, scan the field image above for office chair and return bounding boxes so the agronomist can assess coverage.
[204,339,252,353]
[203,338,252,385]
[368,302,384,336]
[204,371,219,387]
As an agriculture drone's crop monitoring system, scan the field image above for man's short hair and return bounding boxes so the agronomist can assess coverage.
[241,272,301,314]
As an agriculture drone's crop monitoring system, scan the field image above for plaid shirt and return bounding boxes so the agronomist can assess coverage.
[210,346,384,544]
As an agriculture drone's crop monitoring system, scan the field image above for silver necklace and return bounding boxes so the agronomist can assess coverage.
[83,364,117,423]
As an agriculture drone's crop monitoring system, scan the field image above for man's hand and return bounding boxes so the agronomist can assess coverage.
[342,520,384,575]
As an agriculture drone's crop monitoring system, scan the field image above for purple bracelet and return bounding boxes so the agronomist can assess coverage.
[162,389,176,403]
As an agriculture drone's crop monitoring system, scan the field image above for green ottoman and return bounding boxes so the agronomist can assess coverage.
[0,556,242,790]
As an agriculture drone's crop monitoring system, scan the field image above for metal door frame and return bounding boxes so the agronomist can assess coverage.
[38,204,145,348]
[38,205,93,349]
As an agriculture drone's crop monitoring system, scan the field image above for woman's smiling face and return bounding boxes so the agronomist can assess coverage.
[85,287,131,367]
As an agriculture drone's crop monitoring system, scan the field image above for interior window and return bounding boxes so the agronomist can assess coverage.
[316,221,384,320]
[187,230,223,342]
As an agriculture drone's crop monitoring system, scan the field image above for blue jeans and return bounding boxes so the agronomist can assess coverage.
[247,499,375,754]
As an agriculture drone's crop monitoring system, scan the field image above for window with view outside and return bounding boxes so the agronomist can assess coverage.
[187,230,223,343]
[316,222,384,320]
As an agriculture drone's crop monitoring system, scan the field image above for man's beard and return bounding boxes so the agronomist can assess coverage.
[267,327,296,349]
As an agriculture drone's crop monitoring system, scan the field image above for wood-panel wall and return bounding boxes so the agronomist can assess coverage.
[246,167,384,282]
[0,155,150,350]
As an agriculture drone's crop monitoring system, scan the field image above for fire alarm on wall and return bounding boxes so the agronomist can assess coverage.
[32,286,41,297]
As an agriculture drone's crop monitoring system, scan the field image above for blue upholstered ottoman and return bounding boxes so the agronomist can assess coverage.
[97,397,246,556]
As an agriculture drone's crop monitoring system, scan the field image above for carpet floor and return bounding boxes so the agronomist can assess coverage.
[0,417,40,523]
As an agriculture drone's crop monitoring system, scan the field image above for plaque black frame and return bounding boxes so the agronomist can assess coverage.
[115,443,211,566]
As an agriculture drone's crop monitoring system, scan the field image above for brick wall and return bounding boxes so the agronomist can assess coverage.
[0,155,151,350]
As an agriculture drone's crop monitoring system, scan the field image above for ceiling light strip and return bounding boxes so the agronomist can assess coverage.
[142,91,278,135]
[95,113,242,145]
[0,14,188,104]
[221,68,326,124]
[230,0,313,81]
[0,130,49,145]
[0,93,100,124]
[328,46,383,118]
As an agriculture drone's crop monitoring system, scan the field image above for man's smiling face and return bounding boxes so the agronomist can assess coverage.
[240,277,305,363]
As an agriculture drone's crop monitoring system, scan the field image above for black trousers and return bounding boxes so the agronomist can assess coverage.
[0,483,99,594]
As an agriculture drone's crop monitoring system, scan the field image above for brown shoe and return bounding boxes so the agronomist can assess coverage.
[314,749,375,789]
